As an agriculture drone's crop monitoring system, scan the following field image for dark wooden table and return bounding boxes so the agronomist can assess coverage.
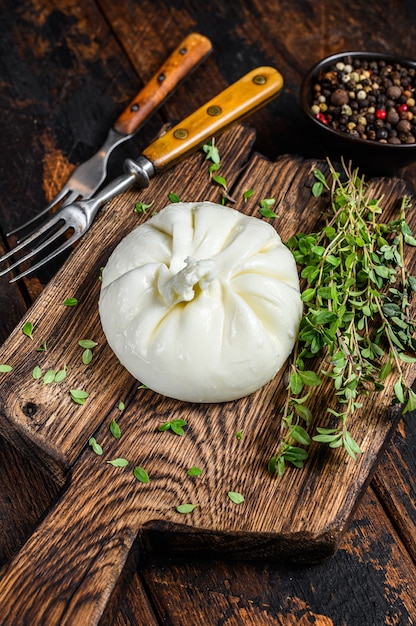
[1,1,416,624]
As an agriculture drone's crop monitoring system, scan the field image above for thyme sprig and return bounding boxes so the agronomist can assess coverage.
[269,161,416,477]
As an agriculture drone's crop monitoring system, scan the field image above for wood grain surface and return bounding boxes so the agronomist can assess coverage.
[0,124,415,624]
[1,1,416,625]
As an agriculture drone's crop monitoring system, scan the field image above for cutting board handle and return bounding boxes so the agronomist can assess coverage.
[0,449,144,625]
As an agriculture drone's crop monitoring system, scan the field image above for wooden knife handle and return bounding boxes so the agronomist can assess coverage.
[114,33,213,136]
[141,66,284,171]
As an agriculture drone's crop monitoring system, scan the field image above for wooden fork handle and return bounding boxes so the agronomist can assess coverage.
[114,33,213,136]
[141,66,284,171]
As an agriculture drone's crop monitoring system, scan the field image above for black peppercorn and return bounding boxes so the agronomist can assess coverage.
[330,89,349,106]
[376,128,388,140]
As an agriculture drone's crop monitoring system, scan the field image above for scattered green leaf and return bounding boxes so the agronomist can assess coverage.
[259,198,278,218]
[43,369,56,384]
[32,365,42,380]
[22,321,34,339]
[78,339,98,349]
[107,458,129,467]
[70,389,89,405]
[176,503,199,514]
[227,491,245,504]
[134,201,154,214]
[158,419,187,436]
[64,298,78,307]
[202,140,220,164]
[78,339,97,365]
[133,466,150,483]
[208,162,221,174]
[168,192,181,203]
[110,418,121,439]
[82,349,93,365]
[0,364,13,373]
[88,437,103,455]
[187,466,202,477]
[212,174,227,190]
[243,189,254,202]
[54,367,67,383]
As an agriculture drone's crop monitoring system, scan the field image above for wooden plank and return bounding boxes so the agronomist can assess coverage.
[113,571,159,626]
[0,434,61,567]
[0,125,414,624]
[372,414,416,562]
[135,488,416,626]
[0,242,28,344]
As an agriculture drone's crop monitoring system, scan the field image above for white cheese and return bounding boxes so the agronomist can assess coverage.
[99,201,302,403]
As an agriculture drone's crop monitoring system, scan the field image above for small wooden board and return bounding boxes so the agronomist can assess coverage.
[0,125,414,624]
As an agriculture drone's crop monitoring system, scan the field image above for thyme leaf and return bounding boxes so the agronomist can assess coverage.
[22,321,34,339]
[88,437,103,455]
[107,458,129,467]
[176,503,199,514]
[168,192,181,203]
[227,491,245,504]
[259,198,278,218]
[187,466,202,477]
[134,201,153,214]
[70,389,89,405]
[158,419,187,436]
[110,418,121,439]
[133,466,150,483]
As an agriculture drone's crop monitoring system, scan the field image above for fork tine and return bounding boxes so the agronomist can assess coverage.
[12,190,81,243]
[6,186,78,237]
[0,219,70,278]
[8,230,82,283]
[0,213,66,265]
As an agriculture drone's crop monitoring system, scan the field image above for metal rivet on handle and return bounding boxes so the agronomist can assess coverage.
[253,74,267,85]
[174,128,188,139]
[179,47,187,55]
[207,105,222,116]
[158,73,166,82]
[131,103,140,112]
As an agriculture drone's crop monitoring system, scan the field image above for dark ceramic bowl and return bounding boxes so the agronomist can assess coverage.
[300,51,416,176]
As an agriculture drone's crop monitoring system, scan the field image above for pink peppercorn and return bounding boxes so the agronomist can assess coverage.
[316,112,328,124]
[375,109,387,120]
[398,103,408,112]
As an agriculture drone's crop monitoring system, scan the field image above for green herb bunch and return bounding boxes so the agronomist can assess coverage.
[269,161,416,477]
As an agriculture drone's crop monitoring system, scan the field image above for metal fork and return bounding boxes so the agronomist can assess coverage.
[6,33,212,236]
[0,67,284,282]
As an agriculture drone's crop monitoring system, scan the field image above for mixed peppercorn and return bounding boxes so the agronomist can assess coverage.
[310,57,416,144]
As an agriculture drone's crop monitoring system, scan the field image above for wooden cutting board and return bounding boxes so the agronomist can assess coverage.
[0,125,414,624]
